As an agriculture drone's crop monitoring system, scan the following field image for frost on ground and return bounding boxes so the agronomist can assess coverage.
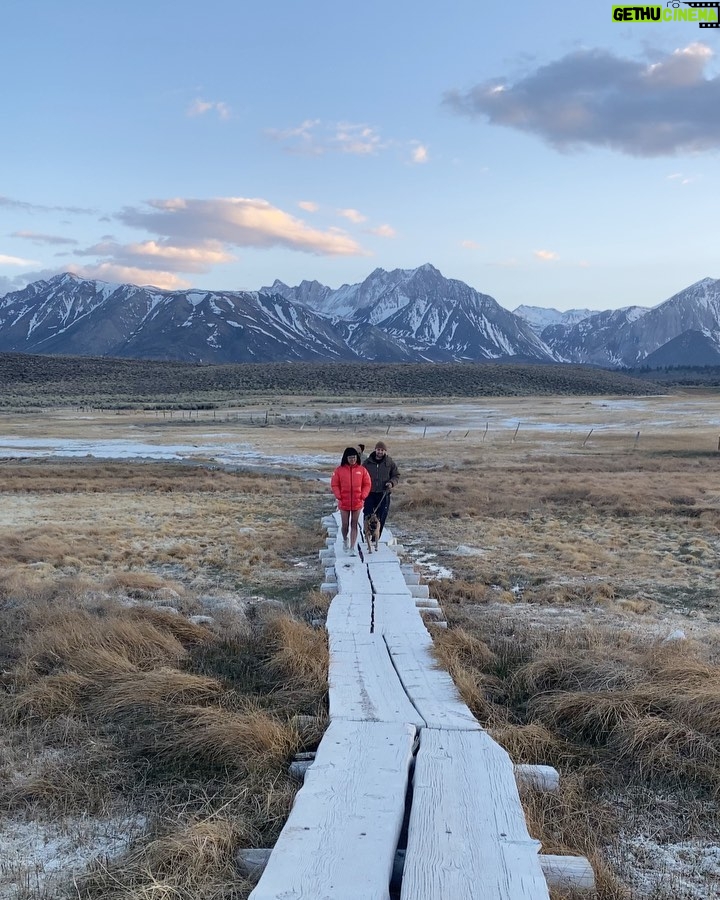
[0,813,146,898]
[609,835,720,899]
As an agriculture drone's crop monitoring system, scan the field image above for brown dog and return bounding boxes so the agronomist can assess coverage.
[364,513,381,553]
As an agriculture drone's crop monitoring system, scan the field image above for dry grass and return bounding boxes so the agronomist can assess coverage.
[264,614,329,689]
[17,603,190,680]
[81,819,255,899]
[4,402,720,897]
[397,445,720,621]
[0,455,330,899]
[1,593,326,899]
[430,612,720,898]
[0,460,327,597]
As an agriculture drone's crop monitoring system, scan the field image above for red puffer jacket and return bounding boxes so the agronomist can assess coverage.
[331,462,371,512]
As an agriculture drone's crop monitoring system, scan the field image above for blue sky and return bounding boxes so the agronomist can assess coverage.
[1,0,718,311]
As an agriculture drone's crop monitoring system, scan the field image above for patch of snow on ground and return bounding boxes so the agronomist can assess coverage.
[453,545,487,556]
[403,544,453,579]
[0,813,146,897]
[0,436,335,473]
[609,835,720,899]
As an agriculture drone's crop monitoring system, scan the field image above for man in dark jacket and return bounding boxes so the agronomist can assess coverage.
[362,441,399,537]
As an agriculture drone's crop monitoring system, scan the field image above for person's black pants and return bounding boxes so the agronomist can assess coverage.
[364,492,391,535]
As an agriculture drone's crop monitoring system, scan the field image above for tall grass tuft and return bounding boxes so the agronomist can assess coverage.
[264,613,329,692]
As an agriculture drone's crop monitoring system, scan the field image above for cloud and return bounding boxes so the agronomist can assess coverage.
[265,119,324,155]
[0,195,97,215]
[368,224,396,238]
[67,263,191,291]
[667,172,698,185]
[444,43,720,156]
[0,253,39,266]
[298,200,319,212]
[74,239,235,273]
[337,208,367,224]
[410,142,429,164]
[461,240,482,250]
[187,98,230,120]
[0,267,66,296]
[534,249,559,261]
[334,123,383,155]
[12,230,79,246]
[118,197,367,256]
[266,119,385,156]
[17,195,367,292]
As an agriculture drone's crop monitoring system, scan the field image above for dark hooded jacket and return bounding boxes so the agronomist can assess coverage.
[362,451,399,493]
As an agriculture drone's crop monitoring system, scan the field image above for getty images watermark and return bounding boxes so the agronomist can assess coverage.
[612,1,720,26]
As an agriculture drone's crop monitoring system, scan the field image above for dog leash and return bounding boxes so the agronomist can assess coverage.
[370,489,389,516]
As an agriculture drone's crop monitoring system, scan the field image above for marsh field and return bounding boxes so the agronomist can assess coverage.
[2,389,720,899]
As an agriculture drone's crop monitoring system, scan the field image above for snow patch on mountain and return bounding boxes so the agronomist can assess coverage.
[514,305,595,335]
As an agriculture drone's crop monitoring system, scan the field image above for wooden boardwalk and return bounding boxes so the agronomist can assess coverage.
[247,514,593,899]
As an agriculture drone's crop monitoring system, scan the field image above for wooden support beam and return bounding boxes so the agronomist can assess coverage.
[514,764,560,792]
[539,855,595,891]
[239,849,595,893]
[290,757,560,792]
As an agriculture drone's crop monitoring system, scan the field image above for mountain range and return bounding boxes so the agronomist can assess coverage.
[0,264,718,368]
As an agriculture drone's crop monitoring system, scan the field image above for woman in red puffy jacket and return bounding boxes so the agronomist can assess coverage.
[331,447,371,554]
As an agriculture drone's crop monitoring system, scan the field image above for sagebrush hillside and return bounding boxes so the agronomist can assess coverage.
[0,352,662,408]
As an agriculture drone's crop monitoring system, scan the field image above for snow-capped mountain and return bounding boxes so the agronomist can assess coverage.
[1,268,719,367]
[541,306,650,367]
[267,264,552,361]
[0,273,403,363]
[263,266,418,320]
[513,305,595,336]
[541,278,720,367]
[0,266,555,364]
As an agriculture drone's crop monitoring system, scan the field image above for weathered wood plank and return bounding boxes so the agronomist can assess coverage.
[384,632,481,731]
[401,729,549,900]
[249,719,416,900]
[379,525,395,545]
[333,555,372,592]
[329,632,425,726]
[374,593,433,637]
[367,559,412,595]
[326,592,373,633]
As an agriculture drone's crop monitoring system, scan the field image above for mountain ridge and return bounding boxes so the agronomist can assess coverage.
[0,267,718,369]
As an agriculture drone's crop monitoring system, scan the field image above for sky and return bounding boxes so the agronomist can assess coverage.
[1,0,719,312]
